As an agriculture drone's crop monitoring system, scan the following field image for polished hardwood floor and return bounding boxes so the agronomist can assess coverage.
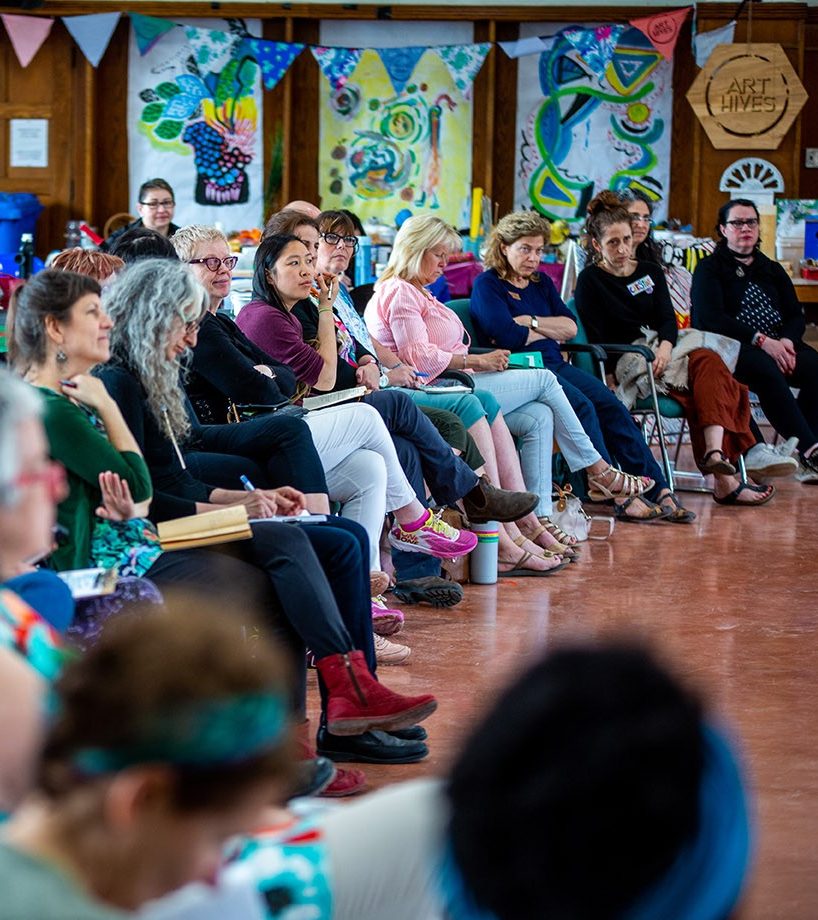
[308,473,818,919]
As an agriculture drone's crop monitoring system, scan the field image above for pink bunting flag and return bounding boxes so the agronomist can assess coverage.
[630,7,691,61]
[1,14,54,68]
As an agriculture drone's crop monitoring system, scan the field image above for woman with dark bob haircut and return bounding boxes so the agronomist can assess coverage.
[691,198,818,483]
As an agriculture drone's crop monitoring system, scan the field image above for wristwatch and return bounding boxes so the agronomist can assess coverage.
[379,372,390,389]
[530,316,540,330]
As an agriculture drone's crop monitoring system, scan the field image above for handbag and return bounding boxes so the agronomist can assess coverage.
[550,484,614,542]
[227,400,308,423]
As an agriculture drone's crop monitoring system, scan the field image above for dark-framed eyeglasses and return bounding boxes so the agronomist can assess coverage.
[140,199,175,209]
[630,215,654,226]
[724,218,759,229]
[184,317,204,335]
[321,232,359,251]
[188,256,239,272]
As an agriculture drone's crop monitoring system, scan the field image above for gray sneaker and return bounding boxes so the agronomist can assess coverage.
[795,462,818,484]
[744,442,799,479]
[774,437,799,458]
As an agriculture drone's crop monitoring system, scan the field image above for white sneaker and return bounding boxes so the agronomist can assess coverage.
[374,634,412,665]
[774,437,799,458]
[744,443,798,478]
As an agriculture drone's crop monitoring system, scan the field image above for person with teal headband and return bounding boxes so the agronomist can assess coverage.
[148,644,749,920]
[0,605,296,919]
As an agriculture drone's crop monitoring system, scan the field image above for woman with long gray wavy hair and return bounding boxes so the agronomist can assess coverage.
[13,265,438,778]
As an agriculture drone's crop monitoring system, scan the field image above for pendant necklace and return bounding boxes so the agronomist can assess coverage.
[736,265,745,278]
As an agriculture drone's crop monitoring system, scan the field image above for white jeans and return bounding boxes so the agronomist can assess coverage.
[306,403,417,570]
[477,369,601,515]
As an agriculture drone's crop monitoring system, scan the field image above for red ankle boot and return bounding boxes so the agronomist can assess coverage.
[315,650,437,736]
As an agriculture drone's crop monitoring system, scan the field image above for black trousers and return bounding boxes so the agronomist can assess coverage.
[734,342,818,452]
[191,413,328,494]
[145,516,374,717]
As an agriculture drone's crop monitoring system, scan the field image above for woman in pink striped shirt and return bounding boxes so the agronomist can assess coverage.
[365,216,654,553]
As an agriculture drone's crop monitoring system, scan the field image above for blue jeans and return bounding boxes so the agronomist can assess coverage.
[554,362,668,498]
[364,390,478,582]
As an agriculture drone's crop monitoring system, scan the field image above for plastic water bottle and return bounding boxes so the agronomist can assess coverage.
[469,521,499,585]
[355,236,373,287]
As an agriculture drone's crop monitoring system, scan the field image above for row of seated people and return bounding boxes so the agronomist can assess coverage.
[0,405,751,917]
[4,190,815,794]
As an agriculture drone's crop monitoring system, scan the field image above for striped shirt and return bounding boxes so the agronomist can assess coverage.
[364,277,468,382]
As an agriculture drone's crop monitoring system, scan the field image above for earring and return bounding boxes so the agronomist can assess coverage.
[55,349,67,364]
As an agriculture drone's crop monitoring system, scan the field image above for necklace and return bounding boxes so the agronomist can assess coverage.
[736,265,745,278]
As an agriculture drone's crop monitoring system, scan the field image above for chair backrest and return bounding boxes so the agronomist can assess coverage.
[446,298,478,345]
[564,298,597,376]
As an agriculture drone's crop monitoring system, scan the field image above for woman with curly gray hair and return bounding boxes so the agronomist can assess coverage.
[14,266,438,772]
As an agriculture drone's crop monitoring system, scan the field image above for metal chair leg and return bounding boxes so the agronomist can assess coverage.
[645,369,675,491]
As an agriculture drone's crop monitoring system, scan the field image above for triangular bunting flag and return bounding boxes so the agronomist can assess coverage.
[238,37,303,90]
[1,14,53,68]
[693,20,736,68]
[630,7,690,61]
[562,24,625,77]
[436,43,491,99]
[311,46,362,90]
[130,13,176,56]
[377,46,427,95]
[184,24,241,73]
[62,12,120,68]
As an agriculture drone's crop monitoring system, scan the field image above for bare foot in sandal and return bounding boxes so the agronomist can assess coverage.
[614,495,669,523]
[498,548,567,576]
[516,519,572,555]
[587,463,653,502]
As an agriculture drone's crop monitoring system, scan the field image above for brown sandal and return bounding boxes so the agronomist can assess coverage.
[512,533,565,560]
[587,466,654,502]
[519,525,579,561]
[538,516,581,549]
[698,449,737,476]
[499,549,569,577]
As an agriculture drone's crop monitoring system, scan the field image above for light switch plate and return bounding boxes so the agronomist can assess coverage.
[806,148,818,168]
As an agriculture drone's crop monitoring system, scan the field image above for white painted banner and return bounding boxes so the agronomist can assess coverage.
[127,18,264,231]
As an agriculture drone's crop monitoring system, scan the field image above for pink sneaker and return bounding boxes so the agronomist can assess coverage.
[371,596,404,636]
[389,510,477,559]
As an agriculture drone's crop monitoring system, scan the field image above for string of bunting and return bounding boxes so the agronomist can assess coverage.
[0,6,737,83]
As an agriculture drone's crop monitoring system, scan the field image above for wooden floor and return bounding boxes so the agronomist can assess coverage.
[309,473,818,919]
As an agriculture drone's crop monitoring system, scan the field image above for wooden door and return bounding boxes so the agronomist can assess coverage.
[0,20,93,255]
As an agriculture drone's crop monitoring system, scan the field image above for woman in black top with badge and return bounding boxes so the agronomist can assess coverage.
[576,192,771,508]
[691,198,818,482]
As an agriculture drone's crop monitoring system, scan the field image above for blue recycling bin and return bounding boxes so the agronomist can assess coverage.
[0,193,43,252]
[804,218,818,261]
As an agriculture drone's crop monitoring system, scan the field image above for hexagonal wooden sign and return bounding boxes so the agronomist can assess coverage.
[687,43,807,149]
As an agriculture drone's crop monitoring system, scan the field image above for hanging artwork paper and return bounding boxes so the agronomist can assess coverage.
[318,47,474,226]
[127,17,263,229]
[514,24,674,226]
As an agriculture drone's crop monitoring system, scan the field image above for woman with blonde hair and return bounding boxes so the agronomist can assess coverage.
[471,209,697,522]
[365,214,654,548]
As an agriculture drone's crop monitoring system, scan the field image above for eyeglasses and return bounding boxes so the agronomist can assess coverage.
[724,218,759,229]
[15,461,68,501]
[140,199,175,209]
[188,256,239,272]
[321,232,359,251]
[184,317,203,335]
[630,215,654,225]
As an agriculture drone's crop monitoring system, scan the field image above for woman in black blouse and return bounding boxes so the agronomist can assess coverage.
[692,198,818,482]
[576,193,771,509]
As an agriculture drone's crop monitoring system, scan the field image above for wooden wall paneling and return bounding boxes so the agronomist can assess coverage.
[92,17,131,235]
[285,19,320,209]
[799,12,818,199]
[681,9,807,235]
[260,18,289,222]
[668,17,698,227]
[485,20,520,220]
[0,21,87,254]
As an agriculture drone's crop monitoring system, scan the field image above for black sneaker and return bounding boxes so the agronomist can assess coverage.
[391,575,464,608]
[317,727,429,764]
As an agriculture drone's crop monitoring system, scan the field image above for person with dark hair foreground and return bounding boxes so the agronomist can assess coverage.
[0,605,296,918]
[161,644,750,920]
[692,197,818,484]
[108,226,180,264]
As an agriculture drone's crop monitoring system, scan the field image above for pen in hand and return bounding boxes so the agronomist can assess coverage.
[240,475,256,492]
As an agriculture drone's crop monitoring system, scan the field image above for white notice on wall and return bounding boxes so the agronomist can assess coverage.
[9,118,49,168]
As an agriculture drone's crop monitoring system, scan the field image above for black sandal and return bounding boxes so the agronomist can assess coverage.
[698,449,737,476]
[613,495,670,524]
[713,482,775,506]
[659,492,697,523]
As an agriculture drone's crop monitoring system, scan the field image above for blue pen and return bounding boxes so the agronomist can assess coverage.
[415,372,429,378]
[240,475,256,492]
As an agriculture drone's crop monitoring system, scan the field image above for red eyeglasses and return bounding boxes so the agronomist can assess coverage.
[15,461,68,501]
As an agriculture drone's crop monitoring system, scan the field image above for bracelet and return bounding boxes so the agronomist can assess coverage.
[389,362,403,370]
[462,353,467,369]
[318,308,333,314]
